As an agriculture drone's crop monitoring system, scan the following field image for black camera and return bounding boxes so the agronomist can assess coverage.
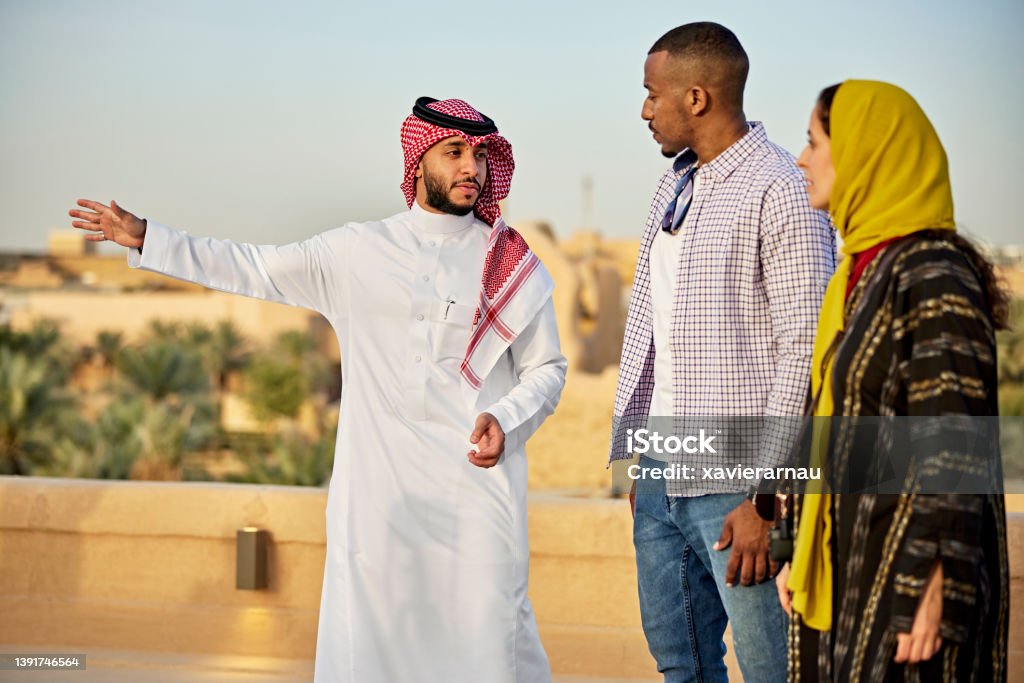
[769,514,793,562]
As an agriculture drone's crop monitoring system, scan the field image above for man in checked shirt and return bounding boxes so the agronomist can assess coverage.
[610,23,836,682]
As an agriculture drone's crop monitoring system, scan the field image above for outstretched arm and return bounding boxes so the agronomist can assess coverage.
[69,199,341,315]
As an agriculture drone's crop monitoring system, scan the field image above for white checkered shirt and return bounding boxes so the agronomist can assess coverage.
[609,122,837,495]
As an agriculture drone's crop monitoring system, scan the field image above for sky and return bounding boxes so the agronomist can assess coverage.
[1,0,1022,253]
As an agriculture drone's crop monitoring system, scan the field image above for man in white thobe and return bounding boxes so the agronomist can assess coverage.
[69,97,567,683]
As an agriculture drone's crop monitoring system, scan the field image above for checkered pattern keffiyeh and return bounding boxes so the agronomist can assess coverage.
[400,98,513,227]
[399,98,549,391]
[461,217,550,389]
[609,122,837,495]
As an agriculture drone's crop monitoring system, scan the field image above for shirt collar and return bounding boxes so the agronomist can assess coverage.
[671,149,699,174]
[673,121,767,181]
[409,201,478,234]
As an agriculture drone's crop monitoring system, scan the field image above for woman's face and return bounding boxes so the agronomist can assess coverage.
[796,106,835,211]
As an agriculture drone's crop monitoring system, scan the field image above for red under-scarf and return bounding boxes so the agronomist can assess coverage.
[845,239,898,300]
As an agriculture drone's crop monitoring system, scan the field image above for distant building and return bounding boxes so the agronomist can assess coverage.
[48,230,97,257]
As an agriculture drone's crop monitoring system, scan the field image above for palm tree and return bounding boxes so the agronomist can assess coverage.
[145,319,184,342]
[242,354,308,421]
[92,398,145,479]
[204,321,251,392]
[95,330,124,368]
[0,348,75,475]
[229,428,335,486]
[0,319,62,357]
[116,340,209,401]
[129,399,217,480]
[997,299,1024,385]
[272,329,333,396]
[34,415,100,479]
[275,330,317,360]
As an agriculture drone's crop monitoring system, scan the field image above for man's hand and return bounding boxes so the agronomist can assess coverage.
[468,412,505,468]
[776,562,792,616]
[894,561,943,664]
[714,499,776,587]
[69,199,146,249]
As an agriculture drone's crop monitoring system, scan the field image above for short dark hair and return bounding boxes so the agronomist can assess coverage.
[649,22,749,109]
[815,83,842,136]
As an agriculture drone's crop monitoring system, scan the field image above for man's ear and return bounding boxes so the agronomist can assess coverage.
[415,160,423,179]
[688,86,710,116]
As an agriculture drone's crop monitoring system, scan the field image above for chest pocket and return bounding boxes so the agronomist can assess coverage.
[430,300,477,362]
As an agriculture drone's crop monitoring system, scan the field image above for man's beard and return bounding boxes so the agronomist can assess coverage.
[423,168,479,216]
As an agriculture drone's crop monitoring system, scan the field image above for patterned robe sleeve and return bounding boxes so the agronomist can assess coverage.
[887,243,1000,643]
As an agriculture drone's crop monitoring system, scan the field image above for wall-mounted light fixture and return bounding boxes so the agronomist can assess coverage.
[236,527,269,590]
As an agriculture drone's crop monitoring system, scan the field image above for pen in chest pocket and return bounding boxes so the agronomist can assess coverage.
[444,297,456,320]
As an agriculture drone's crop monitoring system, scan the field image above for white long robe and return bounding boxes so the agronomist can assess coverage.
[128,203,567,682]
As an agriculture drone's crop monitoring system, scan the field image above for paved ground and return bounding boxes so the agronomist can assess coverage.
[0,647,657,682]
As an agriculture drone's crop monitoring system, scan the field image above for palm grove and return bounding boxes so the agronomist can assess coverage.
[0,319,339,485]
[2,299,1023,484]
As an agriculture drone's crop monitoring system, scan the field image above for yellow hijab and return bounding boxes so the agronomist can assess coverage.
[787,80,956,630]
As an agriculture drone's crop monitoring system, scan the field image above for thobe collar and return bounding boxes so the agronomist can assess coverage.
[409,201,478,234]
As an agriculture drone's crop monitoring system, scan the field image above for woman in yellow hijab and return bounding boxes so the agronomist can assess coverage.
[776,80,1009,681]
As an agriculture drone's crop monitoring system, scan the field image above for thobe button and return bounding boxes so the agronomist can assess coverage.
[416,314,424,321]
[429,241,437,247]
[415,355,422,362]
[422,275,429,282]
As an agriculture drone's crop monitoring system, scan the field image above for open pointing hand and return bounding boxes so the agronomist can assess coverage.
[68,199,146,249]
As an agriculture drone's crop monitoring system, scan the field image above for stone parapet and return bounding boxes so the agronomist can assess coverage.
[1,477,1020,679]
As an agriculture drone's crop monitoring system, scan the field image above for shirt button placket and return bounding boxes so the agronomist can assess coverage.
[404,233,442,420]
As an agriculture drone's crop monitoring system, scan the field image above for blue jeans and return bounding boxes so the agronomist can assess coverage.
[633,465,788,683]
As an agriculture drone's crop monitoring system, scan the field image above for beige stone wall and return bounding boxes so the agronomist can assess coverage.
[999,266,1024,298]
[3,476,1022,678]
[0,478,327,660]
[47,255,204,291]
[3,290,340,362]
[0,477,668,678]
[527,366,619,490]
[2,261,65,289]
[517,223,630,374]
[48,231,97,257]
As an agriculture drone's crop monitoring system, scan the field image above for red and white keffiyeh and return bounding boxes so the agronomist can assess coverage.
[400,98,512,227]
[400,98,552,391]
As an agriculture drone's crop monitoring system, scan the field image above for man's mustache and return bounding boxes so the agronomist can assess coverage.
[452,178,481,190]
